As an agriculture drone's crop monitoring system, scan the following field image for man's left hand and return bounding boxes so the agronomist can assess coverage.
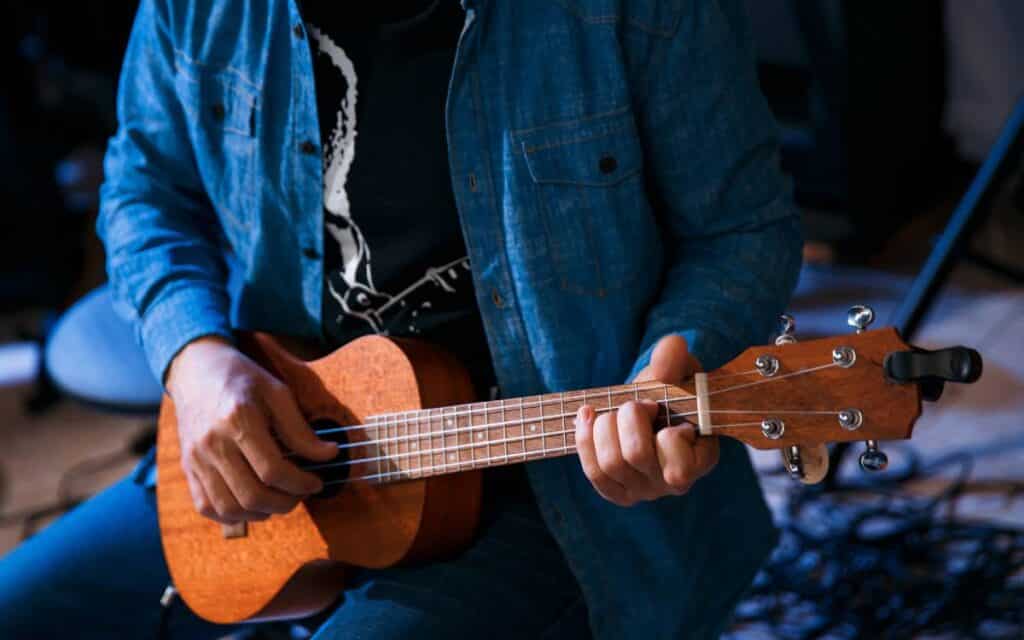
[574,335,720,507]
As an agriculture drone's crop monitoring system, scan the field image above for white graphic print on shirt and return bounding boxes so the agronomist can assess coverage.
[310,25,471,336]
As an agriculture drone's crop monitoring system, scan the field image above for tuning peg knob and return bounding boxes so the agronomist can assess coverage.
[775,314,796,345]
[858,440,889,472]
[847,305,875,333]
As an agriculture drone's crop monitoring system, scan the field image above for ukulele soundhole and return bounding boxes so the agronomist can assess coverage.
[307,417,350,498]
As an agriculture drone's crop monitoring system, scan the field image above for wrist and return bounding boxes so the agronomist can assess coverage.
[165,334,234,393]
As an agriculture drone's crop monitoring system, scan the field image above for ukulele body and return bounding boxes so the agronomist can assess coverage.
[156,334,482,623]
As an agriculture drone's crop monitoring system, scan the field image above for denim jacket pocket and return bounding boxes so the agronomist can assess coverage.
[173,56,259,254]
[513,107,653,297]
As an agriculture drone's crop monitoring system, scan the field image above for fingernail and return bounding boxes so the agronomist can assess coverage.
[576,406,593,423]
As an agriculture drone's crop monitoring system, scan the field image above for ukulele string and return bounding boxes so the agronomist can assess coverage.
[303,392,700,454]
[355,367,759,425]
[321,411,834,486]
[300,359,841,456]
[305,402,844,458]
[318,381,696,434]
[304,408,845,475]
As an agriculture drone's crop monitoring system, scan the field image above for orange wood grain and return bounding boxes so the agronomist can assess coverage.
[158,328,923,623]
[666,328,922,450]
[157,334,479,623]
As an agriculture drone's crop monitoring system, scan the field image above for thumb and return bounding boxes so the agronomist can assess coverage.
[264,384,338,462]
[645,334,694,384]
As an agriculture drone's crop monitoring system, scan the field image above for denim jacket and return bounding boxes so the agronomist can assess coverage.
[98,0,802,636]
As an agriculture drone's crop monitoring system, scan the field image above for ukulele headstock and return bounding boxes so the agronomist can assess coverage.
[687,307,982,483]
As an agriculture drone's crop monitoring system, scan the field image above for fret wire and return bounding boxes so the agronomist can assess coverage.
[458,404,466,471]
[399,413,404,473]
[539,393,546,458]
[390,413,396,478]
[429,408,437,474]
[324,398,694,455]
[475,403,483,468]
[501,398,509,465]
[374,415,382,484]
[419,409,426,479]
[468,403,476,469]
[365,382,694,422]
[417,409,425,479]
[469,404,476,470]
[663,384,670,426]
[391,412,397,479]
[411,410,418,479]
[452,406,460,472]
[482,402,490,467]
[557,392,565,455]
[319,409,762,480]
[441,406,449,474]
[404,410,412,479]
[519,397,527,462]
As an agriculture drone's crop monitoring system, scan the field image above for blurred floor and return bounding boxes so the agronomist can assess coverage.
[0,339,146,555]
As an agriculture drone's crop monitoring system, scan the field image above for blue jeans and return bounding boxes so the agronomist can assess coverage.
[0,460,588,639]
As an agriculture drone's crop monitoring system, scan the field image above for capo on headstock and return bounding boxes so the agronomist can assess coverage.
[884,346,983,401]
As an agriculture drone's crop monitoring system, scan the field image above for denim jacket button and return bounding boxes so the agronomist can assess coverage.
[299,140,317,155]
[302,247,320,260]
[293,23,305,39]
[210,103,226,121]
[490,288,505,308]
[598,154,618,174]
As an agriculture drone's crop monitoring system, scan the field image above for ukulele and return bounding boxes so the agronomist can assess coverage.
[156,306,982,623]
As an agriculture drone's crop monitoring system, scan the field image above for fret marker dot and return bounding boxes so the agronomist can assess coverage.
[448,454,456,461]
[530,424,538,432]
[446,419,454,427]
[411,442,417,449]
[477,433,484,440]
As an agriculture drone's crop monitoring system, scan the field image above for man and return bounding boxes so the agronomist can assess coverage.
[0,1,802,638]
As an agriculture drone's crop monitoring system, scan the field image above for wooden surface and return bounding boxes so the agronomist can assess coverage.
[674,328,923,450]
[157,327,922,623]
[156,334,480,623]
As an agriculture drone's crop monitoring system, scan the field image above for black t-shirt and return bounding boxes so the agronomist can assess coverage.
[304,1,496,397]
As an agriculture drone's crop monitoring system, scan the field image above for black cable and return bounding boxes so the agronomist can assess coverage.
[730,447,1024,639]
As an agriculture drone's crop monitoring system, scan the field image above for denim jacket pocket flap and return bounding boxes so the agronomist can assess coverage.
[515,108,642,187]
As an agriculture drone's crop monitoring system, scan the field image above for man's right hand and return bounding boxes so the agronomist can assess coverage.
[165,337,338,524]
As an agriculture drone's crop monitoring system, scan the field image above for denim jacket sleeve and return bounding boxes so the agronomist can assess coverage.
[97,0,233,383]
[627,0,803,378]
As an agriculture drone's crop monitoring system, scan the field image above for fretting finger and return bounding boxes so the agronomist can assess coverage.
[615,400,664,489]
[593,407,651,494]
[655,425,699,494]
[575,405,633,506]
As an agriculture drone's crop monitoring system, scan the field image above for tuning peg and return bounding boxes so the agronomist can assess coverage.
[858,440,889,472]
[774,314,796,345]
[884,346,983,401]
[847,305,875,333]
[781,444,829,484]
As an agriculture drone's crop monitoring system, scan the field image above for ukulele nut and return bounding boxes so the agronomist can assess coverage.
[832,346,856,368]
[761,418,785,440]
[837,408,863,431]
[755,354,780,377]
